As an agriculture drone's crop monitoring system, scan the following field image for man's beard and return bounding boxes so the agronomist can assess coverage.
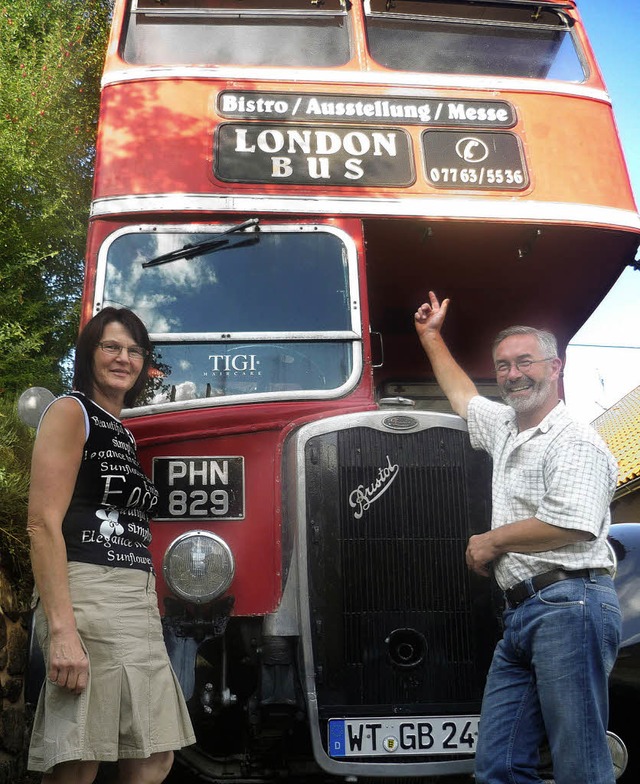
[499,374,554,414]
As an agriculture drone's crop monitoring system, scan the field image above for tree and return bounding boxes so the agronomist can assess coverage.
[0,396,34,604]
[0,0,112,397]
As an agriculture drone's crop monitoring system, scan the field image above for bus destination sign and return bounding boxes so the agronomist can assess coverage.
[217,91,516,128]
[422,130,529,192]
[152,456,245,522]
[215,123,415,187]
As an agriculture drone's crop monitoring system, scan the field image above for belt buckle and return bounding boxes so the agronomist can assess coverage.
[505,581,529,609]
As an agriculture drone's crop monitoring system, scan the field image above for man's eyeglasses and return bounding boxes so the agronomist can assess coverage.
[97,341,149,361]
[494,357,556,375]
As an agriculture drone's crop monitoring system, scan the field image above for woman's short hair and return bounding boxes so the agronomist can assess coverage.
[492,325,558,361]
[73,308,152,408]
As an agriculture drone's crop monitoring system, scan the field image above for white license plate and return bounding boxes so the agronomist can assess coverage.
[328,715,479,757]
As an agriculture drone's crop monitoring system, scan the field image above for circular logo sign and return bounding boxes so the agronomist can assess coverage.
[455,136,489,163]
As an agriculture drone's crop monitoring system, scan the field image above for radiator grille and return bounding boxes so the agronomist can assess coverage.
[304,424,498,722]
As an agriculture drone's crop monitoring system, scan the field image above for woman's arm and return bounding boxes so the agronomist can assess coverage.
[27,397,89,694]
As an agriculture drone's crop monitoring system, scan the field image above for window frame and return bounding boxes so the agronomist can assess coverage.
[362,0,587,82]
[123,0,352,68]
[95,223,364,414]
[131,0,349,20]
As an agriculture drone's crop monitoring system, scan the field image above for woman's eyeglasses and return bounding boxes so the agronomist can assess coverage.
[97,341,149,361]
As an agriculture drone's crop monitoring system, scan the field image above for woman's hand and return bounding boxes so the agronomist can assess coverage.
[48,628,89,694]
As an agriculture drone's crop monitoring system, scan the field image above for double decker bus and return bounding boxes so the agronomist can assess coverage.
[78,0,640,780]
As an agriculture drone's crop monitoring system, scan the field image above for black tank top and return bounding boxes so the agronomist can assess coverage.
[60,393,158,572]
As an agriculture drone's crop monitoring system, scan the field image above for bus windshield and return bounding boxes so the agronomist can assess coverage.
[364,0,585,81]
[97,227,359,407]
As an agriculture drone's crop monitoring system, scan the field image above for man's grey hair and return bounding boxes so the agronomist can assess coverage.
[492,325,558,360]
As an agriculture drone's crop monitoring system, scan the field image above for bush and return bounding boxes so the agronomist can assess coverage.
[0,397,35,608]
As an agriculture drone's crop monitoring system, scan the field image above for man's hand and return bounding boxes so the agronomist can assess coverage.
[465,532,500,577]
[414,290,450,339]
[465,518,594,578]
[48,629,89,695]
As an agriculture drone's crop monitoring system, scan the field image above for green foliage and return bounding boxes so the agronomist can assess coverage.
[0,397,35,606]
[0,0,112,397]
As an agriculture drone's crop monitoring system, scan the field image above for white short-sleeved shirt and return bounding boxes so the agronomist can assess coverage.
[467,396,618,590]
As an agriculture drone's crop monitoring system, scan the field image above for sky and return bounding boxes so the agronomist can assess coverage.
[562,0,640,423]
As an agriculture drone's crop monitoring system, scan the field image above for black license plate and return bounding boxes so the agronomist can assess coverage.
[152,456,245,521]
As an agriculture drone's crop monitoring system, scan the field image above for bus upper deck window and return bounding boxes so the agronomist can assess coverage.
[123,0,351,68]
[364,0,586,81]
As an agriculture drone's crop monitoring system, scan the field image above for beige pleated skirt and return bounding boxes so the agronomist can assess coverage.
[28,562,196,774]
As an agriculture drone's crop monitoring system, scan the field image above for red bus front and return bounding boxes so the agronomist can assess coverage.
[77,1,640,780]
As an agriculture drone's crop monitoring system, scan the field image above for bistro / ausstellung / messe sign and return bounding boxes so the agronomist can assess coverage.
[217,91,517,128]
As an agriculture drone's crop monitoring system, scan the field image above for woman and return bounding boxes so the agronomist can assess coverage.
[27,308,195,784]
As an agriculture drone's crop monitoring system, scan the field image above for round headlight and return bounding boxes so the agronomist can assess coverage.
[163,531,235,604]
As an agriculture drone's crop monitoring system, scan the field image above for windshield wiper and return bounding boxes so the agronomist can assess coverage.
[142,218,260,268]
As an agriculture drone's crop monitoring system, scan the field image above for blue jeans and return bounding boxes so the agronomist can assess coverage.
[475,572,621,784]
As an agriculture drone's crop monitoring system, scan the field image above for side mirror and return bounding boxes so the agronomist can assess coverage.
[17,387,56,429]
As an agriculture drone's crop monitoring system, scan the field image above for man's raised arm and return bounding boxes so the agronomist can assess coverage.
[414,291,478,419]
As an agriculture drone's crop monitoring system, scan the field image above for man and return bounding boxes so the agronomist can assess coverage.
[414,291,621,784]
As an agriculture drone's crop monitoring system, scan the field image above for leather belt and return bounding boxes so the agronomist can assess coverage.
[504,568,610,609]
